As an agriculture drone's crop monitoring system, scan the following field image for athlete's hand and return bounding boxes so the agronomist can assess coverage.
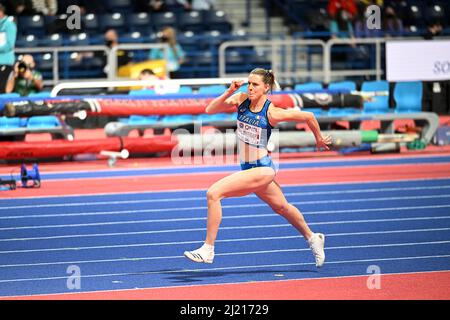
[316,135,332,151]
[227,80,244,94]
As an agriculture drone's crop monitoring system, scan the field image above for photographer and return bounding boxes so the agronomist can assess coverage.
[0,3,17,93]
[6,54,43,96]
[148,27,185,79]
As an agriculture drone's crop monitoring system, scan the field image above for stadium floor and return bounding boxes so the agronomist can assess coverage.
[1,147,450,300]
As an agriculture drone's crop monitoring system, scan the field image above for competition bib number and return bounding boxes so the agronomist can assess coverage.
[237,120,262,146]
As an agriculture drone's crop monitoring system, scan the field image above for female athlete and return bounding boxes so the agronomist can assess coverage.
[184,68,332,267]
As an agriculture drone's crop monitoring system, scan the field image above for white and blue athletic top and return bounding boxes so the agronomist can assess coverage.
[236,98,273,149]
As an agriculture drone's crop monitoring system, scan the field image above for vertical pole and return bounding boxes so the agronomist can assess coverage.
[53,49,59,85]
[246,0,251,28]
[107,47,116,82]
[324,41,331,84]
[265,0,271,36]
[376,39,381,80]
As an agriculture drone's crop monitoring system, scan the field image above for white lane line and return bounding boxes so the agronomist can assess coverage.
[2,185,450,211]
[2,194,450,220]
[2,158,450,185]
[0,215,449,246]
[1,196,450,225]
[1,228,449,266]
[0,254,449,284]
[2,177,450,201]
[0,153,447,177]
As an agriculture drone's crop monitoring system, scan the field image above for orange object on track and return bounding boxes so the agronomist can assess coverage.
[92,94,298,116]
[0,136,177,160]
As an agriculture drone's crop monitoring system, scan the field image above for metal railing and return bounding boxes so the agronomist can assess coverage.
[218,38,327,83]
[17,36,450,88]
[324,37,386,83]
[16,43,170,86]
[50,77,247,96]
[218,37,387,83]
[15,45,109,85]
[107,43,170,81]
[219,35,450,84]
[17,38,381,87]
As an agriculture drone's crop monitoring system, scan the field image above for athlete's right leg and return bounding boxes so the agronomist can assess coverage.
[184,166,275,263]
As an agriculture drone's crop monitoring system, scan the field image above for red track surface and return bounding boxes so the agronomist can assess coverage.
[3,271,449,300]
[2,161,450,198]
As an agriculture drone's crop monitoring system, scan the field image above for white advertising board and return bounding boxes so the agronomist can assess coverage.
[386,40,450,82]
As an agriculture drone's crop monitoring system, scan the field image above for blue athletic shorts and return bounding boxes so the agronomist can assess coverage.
[240,155,276,172]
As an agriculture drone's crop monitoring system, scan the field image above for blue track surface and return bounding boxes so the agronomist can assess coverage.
[1,178,450,297]
[2,155,449,181]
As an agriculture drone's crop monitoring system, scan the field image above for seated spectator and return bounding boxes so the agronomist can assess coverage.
[134,0,190,13]
[101,29,133,75]
[137,68,179,94]
[68,0,103,14]
[177,0,216,11]
[329,8,356,39]
[424,21,443,40]
[30,0,57,15]
[3,0,34,16]
[0,3,17,94]
[328,1,359,64]
[6,54,44,96]
[75,29,132,76]
[328,0,358,21]
[357,0,384,14]
[358,0,383,6]
[149,0,166,12]
[138,68,161,89]
[382,5,403,37]
[5,0,58,17]
[133,0,159,12]
[328,0,357,40]
[148,26,186,79]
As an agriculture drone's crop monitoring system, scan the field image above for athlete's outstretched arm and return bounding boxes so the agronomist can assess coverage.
[205,80,246,114]
[268,105,332,150]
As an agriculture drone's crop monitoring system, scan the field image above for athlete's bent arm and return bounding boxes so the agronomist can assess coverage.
[268,105,332,150]
[205,80,246,114]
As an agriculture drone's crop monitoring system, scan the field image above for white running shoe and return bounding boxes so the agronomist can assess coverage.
[308,233,325,268]
[184,246,214,264]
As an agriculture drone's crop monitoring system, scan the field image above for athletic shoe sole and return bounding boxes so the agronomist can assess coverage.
[184,251,214,264]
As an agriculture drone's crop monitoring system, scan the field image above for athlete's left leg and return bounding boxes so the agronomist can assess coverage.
[254,180,313,240]
[255,180,325,267]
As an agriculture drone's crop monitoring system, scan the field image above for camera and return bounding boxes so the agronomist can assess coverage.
[17,61,29,73]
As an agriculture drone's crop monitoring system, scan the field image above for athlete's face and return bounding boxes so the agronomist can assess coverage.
[247,74,269,100]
